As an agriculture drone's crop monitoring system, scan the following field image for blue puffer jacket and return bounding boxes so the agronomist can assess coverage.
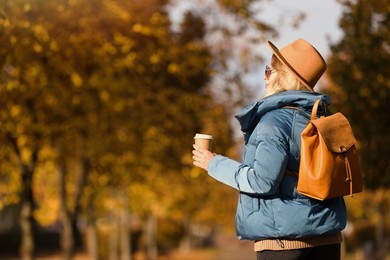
[208,91,346,240]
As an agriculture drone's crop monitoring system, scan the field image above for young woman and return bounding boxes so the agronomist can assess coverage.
[192,39,346,260]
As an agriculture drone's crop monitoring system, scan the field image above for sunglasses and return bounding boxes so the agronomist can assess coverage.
[265,65,275,79]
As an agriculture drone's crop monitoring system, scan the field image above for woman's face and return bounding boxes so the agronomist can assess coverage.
[264,64,277,96]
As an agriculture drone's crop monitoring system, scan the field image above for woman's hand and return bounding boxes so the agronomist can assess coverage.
[192,144,215,171]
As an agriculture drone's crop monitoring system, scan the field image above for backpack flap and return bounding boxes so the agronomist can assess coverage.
[311,113,356,153]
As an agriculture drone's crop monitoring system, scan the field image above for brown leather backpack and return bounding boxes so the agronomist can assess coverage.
[287,99,363,200]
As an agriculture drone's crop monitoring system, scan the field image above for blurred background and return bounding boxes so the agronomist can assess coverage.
[0,0,388,259]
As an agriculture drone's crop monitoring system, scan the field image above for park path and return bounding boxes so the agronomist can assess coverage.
[0,232,256,260]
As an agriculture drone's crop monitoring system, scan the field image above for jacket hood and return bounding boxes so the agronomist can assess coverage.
[235,91,330,133]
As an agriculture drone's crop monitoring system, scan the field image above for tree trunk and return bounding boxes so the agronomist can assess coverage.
[19,164,37,260]
[179,219,191,253]
[8,134,38,260]
[86,221,98,260]
[72,158,90,247]
[109,218,119,260]
[60,210,74,260]
[58,155,89,259]
[145,214,157,260]
[120,206,131,260]
[375,189,386,260]
[58,156,74,260]
[86,195,99,260]
[19,192,35,260]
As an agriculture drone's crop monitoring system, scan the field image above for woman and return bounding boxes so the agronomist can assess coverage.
[192,38,346,260]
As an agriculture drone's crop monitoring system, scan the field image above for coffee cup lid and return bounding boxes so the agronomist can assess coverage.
[194,133,213,139]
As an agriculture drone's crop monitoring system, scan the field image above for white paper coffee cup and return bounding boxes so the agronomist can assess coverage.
[194,133,213,150]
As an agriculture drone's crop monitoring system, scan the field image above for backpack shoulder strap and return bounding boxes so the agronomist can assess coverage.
[311,99,326,120]
[285,169,299,178]
[284,99,328,120]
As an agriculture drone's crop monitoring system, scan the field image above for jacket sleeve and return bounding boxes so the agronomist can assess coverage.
[208,128,289,195]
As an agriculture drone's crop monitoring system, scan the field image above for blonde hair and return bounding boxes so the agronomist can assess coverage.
[270,55,308,92]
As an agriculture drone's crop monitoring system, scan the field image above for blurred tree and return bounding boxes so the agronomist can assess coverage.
[0,1,52,258]
[170,0,279,109]
[0,0,284,259]
[1,0,214,257]
[326,0,389,189]
[325,0,389,257]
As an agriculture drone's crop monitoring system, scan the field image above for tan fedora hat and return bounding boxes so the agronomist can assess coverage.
[267,38,327,90]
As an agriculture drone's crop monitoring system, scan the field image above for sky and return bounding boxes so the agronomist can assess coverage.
[169,0,344,59]
[260,0,344,60]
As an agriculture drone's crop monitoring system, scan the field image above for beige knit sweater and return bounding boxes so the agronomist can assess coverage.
[254,233,342,252]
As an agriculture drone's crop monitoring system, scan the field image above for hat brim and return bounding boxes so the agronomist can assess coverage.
[267,40,313,91]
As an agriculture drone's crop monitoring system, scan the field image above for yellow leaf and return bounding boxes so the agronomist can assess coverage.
[10,105,21,117]
[10,36,17,45]
[68,0,77,6]
[21,20,31,28]
[98,175,109,186]
[33,43,42,53]
[132,23,143,33]
[168,63,180,73]
[24,4,32,12]
[50,41,59,51]
[70,73,83,87]
[149,54,160,64]
[100,90,110,102]
[0,19,10,28]
[32,25,49,42]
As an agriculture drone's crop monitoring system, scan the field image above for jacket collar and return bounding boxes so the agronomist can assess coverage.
[235,91,330,134]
